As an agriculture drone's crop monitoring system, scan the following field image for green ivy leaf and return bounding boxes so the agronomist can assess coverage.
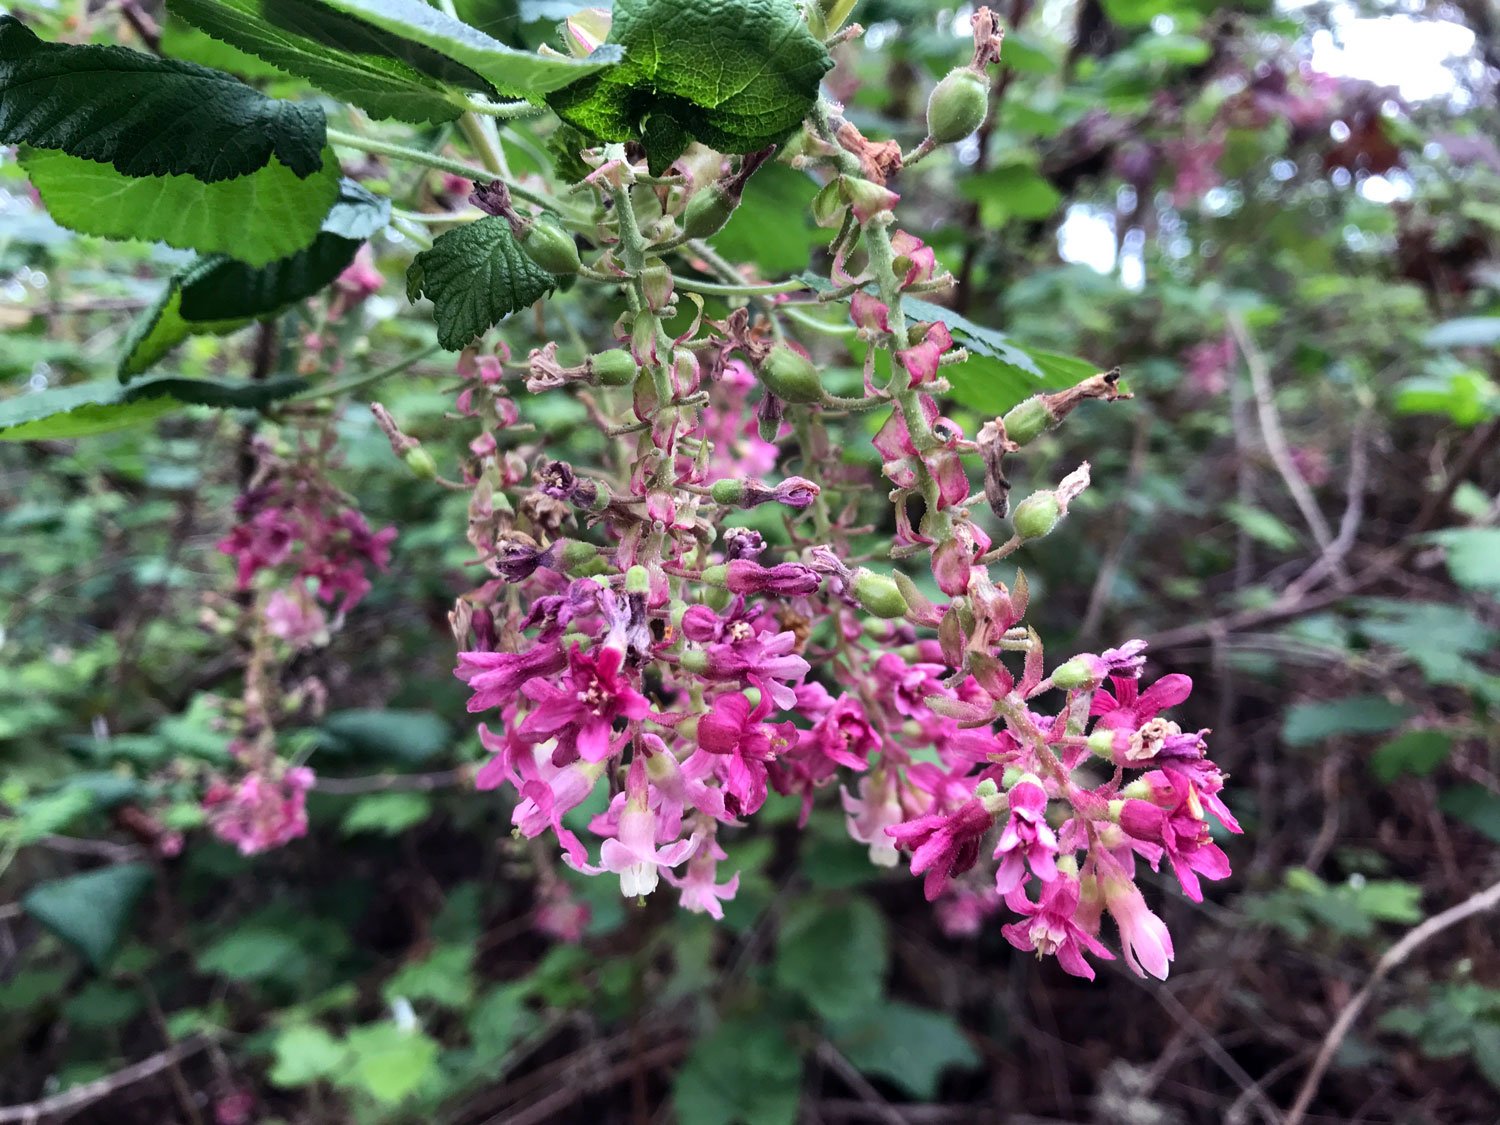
[306,0,620,99]
[774,894,888,1024]
[0,376,308,442]
[407,216,557,350]
[341,792,433,836]
[548,0,832,173]
[830,1002,980,1100]
[22,864,153,969]
[269,1024,349,1088]
[381,944,474,1008]
[167,0,492,123]
[20,146,340,268]
[120,179,389,378]
[198,927,310,982]
[0,15,325,182]
[1370,730,1452,783]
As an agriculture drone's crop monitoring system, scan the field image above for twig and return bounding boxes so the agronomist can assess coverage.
[815,1040,908,1125]
[314,769,468,795]
[1284,875,1500,1125]
[0,1035,217,1123]
[1227,312,1346,584]
[1284,405,1371,600]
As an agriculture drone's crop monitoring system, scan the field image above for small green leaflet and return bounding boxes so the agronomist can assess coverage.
[304,0,621,99]
[548,0,832,173]
[121,179,390,379]
[0,15,324,183]
[166,0,494,124]
[407,217,558,350]
[0,377,309,441]
[21,147,340,268]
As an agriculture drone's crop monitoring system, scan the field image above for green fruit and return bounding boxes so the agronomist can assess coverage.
[1012,493,1061,540]
[682,185,737,239]
[520,217,581,274]
[1001,395,1056,446]
[852,569,909,619]
[710,479,748,505]
[926,68,989,144]
[756,344,824,404]
[402,446,437,480]
[587,350,639,387]
[1050,657,1095,690]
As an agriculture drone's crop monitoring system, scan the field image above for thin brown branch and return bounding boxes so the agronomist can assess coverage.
[0,1035,217,1123]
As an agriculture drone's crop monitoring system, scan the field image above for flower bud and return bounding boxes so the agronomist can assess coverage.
[1088,728,1120,761]
[756,344,824,404]
[682,184,738,239]
[1050,657,1096,691]
[852,568,909,619]
[587,349,638,387]
[625,564,651,595]
[559,540,605,576]
[1012,493,1061,541]
[641,257,674,312]
[710,479,747,505]
[926,68,989,145]
[520,216,581,275]
[402,445,437,480]
[700,564,729,588]
[1000,395,1056,446]
[839,176,900,223]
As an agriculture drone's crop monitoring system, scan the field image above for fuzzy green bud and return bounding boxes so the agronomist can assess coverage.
[521,216,581,274]
[926,68,989,145]
[587,350,638,387]
[625,564,650,594]
[710,479,747,505]
[756,344,824,404]
[1050,657,1096,691]
[699,564,729,588]
[682,184,738,239]
[1001,395,1057,447]
[1012,492,1061,540]
[1088,728,1119,761]
[402,446,437,480]
[851,568,910,619]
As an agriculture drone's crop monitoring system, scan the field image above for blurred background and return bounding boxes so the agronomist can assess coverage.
[1,0,1498,1122]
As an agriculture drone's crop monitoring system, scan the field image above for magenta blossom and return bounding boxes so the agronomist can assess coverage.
[203,766,314,856]
[1097,856,1175,979]
[1118,796,1230,903]
[519,645,650,765]
[1002,876,1115,981]
[994,775,1060,894]
[724,559,821,596]
[1091,672,1193,732]
[887,797,995,901]
[456,642,568,712]
[690,692,793,816]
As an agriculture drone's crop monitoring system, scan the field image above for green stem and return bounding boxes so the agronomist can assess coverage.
[293,344,444,402]
[464,96,547,120]
[671,276,810,298]
[324,127,557,215]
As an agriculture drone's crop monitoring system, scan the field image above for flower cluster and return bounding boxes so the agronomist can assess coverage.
[204,741,315,856]
[398,6,1236,976]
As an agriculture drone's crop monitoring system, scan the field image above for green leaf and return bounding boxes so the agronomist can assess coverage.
[673,1013,803,1125]
[382,944,473,1008]
[1423,317,1500,349]
[1370,730,1452,783]
[306,0,619,98]
[1472,1023,1500,1092]
[548,0,832,173]
[406,216,557,350]
[1282,696,1413,747]
[319,709,453,764]
[961,164,1063,225]
[270,1023,349,1088]
[467,983,537,1058]
[1429,529,1500,592]
[1224,501,1300,551]
[21,146,340,268]
[22,864,153,969]
[1393,369,1500,426]
[0,15,325,182]
[1439,785,1500,844]
[831,1002,979,1100]
[0,377,307,442]
[167,0,493,123]
[120,179,389,378]
[341,792,433,836]
[341,1022,440,1104]
[774,895,888,1024]
[712,162,825,275]
[198,927,309,981]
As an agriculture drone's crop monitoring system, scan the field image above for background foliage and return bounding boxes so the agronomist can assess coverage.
[1,0,1498,1122]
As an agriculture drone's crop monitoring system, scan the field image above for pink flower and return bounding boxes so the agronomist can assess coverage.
[264,587,328,649]
[519,645,650,765]
[936,885,1002,938]
[203,766,314,856]
[1091,673,1193,732]
[456,642,568,712]
[1002,876,1115,980]
[533,880,590,942]
[841,771,904,867]
[664,835,739,919]
[694,626,810,711]
[1098,859,1175,979]
[993,775,1060,894]
[801,692,882,771]
[572,759,700,896]
[691,692,792,816]
[1118,797,1230,903]
[886,797,995,901]
[873,653,947,719]
[724,559,821,596]
[897,321,954,386]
